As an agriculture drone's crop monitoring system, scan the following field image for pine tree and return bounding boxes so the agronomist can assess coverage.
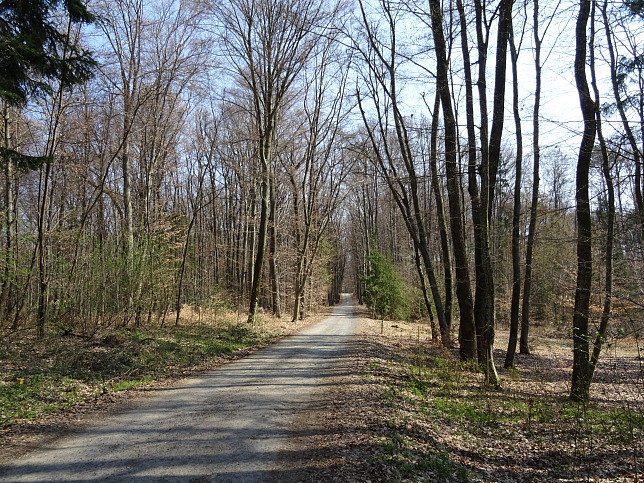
[363,249,408,321]
[0,0,95,106]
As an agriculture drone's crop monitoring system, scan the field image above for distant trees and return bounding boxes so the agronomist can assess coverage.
[0,0,347,338]
[215,0,332,325]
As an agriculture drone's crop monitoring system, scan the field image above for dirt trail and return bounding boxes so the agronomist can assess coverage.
[0,295,358,482]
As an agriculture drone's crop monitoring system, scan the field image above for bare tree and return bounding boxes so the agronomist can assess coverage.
[588,0,616,385]
[216,0,326,326]
[505,8,525,368]
[281,26,350,322]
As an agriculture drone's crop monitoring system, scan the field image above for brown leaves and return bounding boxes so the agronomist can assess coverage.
[275,317,642,482]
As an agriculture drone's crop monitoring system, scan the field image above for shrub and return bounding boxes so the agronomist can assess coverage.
[363,249,409,320]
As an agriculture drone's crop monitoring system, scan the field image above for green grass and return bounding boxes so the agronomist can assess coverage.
[111,376,154,392]
[406,377,430,397]
[0,375,93,427]
[432,397,496,426]
[379,433,471,482]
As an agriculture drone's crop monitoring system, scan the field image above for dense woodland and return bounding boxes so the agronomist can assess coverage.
[0,0,642,402]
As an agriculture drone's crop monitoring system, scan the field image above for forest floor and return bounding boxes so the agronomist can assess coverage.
[1,303,642,482]
[274,309,643,482]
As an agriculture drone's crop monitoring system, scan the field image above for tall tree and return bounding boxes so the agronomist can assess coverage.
[285,27,349,322]
[505,11,525,369]
[428,0,476,358]
[520,0,549,356]
[588,0,615,386]
[570,0,596,402]
[427,93,453,341]
[354,0,451,345]
[216,0,326,326]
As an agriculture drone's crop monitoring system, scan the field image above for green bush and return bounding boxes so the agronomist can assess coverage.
[363,249,409,320]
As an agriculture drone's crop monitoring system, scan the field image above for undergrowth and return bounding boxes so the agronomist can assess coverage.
[366,338,643,482]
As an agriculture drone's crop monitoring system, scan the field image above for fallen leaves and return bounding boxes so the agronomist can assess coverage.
[274,315,642,482]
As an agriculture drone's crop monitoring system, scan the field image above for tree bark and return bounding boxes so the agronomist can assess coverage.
[428,91,453,342]
[248,150,272,326]
[520,0,545,355]
[268,177,281,318]
[588,7,614,378]
[0,105,17,322]
[505,23,523,369]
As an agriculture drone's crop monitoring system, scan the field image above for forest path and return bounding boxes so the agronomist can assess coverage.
[0,295,358,482]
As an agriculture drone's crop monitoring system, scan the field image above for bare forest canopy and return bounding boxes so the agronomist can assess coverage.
[0,0,642,401]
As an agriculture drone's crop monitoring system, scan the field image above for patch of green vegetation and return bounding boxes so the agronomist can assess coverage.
[419,355,480,396]
[560,403,644,440]
[406,377,430,397]
[0,375,91,428]
[562,403,633,423]
[382,388,396,405]
[111,376,154,392]
[363,248,411,321]
[379,434,471,482]
[432,397,496,427]
[506,367,521,381]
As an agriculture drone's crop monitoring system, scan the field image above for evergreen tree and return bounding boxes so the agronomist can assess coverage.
[0,0,95,106]
[363,249,408,321]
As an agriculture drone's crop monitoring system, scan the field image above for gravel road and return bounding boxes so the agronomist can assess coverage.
[0,295,358,482]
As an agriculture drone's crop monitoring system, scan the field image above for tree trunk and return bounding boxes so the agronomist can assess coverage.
[520,0,544,355]
[588,10,615,378]
[247,156,271,326]
[505,25,523,369]
[429,0,476,361]
[570,0,596,403]
[268,178,281,318]
[36,160,52,338]
[414,244,441,341]
[429,90,453,340]
[1,106,17,322]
